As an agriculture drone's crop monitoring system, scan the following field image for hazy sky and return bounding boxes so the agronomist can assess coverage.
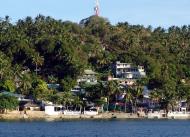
[1,0,190,28]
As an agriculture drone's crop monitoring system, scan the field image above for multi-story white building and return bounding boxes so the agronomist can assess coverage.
[108,61,146,86]
[113,61,146,79]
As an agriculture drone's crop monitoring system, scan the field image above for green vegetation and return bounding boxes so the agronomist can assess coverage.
[0,94,19,113]
[1,15,190,111]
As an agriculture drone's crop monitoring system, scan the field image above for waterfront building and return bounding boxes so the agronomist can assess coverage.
[167,101,190,119]
[19,101,41,111]
[45,105,64,115]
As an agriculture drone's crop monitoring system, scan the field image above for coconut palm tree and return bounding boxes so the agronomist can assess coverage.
[105,80,119,111]
[32,53,44,75]
[131,86,143,113]
[122,87,133,113]
[18,73,32,95]
[150,90,162,102]
[61,92,73,110]
[73,96,83,111]
[113,85,121,111]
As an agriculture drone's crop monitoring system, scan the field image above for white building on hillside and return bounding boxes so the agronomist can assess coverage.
[113,61,146,79]
[109,61,146,86]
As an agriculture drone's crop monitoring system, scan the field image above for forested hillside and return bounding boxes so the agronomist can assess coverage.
[1,15,190,102]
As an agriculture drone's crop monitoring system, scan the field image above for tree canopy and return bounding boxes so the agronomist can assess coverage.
[1,15,190,108]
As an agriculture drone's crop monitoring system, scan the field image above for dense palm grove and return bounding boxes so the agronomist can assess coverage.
[1,15,190,112]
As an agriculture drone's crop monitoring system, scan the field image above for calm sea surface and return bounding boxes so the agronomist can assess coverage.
[0,120,189,137]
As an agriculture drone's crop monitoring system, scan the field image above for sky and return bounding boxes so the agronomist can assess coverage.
[0,0,190,28]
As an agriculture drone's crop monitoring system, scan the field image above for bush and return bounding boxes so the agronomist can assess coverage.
[0,94,19,113]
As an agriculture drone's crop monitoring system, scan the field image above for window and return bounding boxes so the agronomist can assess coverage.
[54,107,61,112]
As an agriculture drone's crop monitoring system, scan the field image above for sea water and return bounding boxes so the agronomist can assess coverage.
[0,120,189,137]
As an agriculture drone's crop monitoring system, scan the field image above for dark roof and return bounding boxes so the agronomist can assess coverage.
[24,102,40,107]
[0,91,24,98]
[47,84,60,89]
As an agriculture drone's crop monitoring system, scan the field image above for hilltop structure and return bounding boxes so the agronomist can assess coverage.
[94,0,100,16]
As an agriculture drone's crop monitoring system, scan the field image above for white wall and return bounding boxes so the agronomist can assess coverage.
[45,106,62,116]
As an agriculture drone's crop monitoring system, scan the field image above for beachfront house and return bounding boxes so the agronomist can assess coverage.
[19,101,41,111]
[45,104,99,116]
[174,100,188,112]
[45,105,64,115]
[84,107,98,115]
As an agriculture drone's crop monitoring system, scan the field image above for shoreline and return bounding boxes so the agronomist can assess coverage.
[1,111,190,121]
[0,111,140,121]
